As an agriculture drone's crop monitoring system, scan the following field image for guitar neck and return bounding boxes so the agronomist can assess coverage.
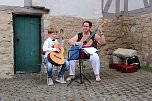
[59,29,64,47]
[83,26,99,45]
[59,37,64,46]
[83,32,96,45]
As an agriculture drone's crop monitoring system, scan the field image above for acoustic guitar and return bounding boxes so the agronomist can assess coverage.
[47,29,65,66]
[80,24,105,59]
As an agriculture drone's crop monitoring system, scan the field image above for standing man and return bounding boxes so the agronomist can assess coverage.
[66,20,106,82]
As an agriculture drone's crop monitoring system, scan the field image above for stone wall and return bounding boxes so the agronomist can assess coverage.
[105,14,152,67]
[0,10,14,78]
[120,14,152,67]
[100,18,125,66]
[39,13,152,67]
[41,15,108,67]
[1,10,152,78]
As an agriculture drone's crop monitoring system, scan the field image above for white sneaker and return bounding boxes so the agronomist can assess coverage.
[56,78,66,84]
[96,75,101,82]
[66,76,75,81]
[47,78,54,85]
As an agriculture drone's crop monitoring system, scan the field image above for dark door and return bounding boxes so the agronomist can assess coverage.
[13,15,41,73]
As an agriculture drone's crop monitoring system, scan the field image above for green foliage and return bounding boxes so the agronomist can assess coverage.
[141,66,152,72]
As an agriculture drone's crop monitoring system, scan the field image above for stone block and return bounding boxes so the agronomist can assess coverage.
[113,55,123,64]
[113,48,137,58]
[112,48,138,64]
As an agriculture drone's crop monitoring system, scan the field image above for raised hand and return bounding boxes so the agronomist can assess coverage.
[60,29,64,39]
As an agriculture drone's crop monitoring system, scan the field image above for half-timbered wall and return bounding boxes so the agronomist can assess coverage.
[1,0,152,19]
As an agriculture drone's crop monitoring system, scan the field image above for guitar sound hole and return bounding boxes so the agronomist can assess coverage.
[54,55,61,59]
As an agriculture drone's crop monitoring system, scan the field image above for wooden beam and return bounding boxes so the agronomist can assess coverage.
[124,0,128,15]
[101,0,104,17]
[101,6,152,19]
[143,0,149,7]
[13,7,49,15]
[116,0,120,17]
[0,5,49,14]
[128,6,152,16]
[104,0,112,12]
[104,12,118,20]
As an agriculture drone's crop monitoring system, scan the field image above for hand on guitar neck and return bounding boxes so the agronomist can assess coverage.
[55,29,64,52]
[99,20,106,36]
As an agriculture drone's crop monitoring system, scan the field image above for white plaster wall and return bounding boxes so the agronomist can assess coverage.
[33,0,103,19]
[128,0,144,10]
[0,0,24,7]
[0,0,146,18]
[33,0,145,18]
[107,0,116,13]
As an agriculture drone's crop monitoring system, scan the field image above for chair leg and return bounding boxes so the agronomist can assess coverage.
[53,66,59,78]
[57,66,59,74]
[40,63,43,81]
[46,73,48,84]
[40,62,47,82]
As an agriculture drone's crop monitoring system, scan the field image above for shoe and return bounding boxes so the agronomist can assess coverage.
[47,78,54,85]
[96,75,101,82]
[56,78,66,84]
[66,76,75,81]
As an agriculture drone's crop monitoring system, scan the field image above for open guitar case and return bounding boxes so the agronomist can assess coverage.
[109,55,140,73]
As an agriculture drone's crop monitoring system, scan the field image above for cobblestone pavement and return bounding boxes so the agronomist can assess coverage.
[0,68,152,101]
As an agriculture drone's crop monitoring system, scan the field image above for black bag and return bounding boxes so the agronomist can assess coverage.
[127,56,140,69]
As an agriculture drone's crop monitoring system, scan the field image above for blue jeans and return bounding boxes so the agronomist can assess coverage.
[44,57,69,78]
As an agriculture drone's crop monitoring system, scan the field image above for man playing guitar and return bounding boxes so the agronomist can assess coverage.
[43,28,69,85]
[67,20,106,82]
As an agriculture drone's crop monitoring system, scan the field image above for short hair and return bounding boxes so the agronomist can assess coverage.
[48,28,58,34]
[82,21,92,28]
